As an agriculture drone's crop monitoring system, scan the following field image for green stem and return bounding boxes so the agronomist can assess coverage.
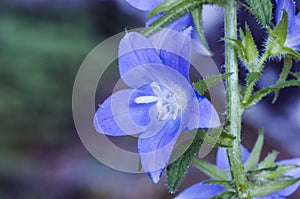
[224,1,250,198]
[272,57,293,103]
[257,52,270,71]
[242,81,256,105]
[242,52,269,105]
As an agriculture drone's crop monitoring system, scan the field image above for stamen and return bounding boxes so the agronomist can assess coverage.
[147,81,184,121]
[134,96,158,104]
[161,111,171,121]
[156,101,164,119]
[159,104,170,120]
[150,82,161,97]
[172,106,179,120]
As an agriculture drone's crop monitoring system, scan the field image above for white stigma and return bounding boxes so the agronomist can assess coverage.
[134,82,186,121]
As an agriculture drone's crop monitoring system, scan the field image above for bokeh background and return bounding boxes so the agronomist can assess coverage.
[0,0,299,198]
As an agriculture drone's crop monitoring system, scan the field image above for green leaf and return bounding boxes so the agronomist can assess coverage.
[191,5,210,52]
[239,84,248,96]
[249,178,300,197]
[213,129,236,148]
[259,151,278,169]
[281,46,300,61]
[192,157,229,180]
[166,127,234,193]
[148,0,227,19]
[205,180,233,188]
[239,27,245,40]
[241,72,259,104]
[247,165,299,182]
[143,0,199,37]
[190,128,235,148]
[193,73,233,95]
[167,130,204,193]
[269,165,300,179]
[266,10,288,56]
[291,72,300,79]
[272,57,293,103]
[230,24,259,71]
[178,127,234,151]
[247,166,279,180]
[246,72,261,86]
[148,0,182,19]
[273,10,288,46]
[143,0,226,37]
[245,0,272,27]
[227,37,247,65]
[212,191,235,199]
[243,23,259,70]
[244,130,264,171]
[244,80,300,108]
[242,72,260,104]
[264,10,300,60]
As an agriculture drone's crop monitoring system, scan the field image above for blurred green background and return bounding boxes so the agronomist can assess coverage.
[0,1,161,199]
[0,1,300,199]
[0,1,184,199]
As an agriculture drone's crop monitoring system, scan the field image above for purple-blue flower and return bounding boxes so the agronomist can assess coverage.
[175,146,300,198]
[174,181,224,199]
[126,0,212,55]
[276,0,300,51]
[93,29,220,183]
[126,0,164,11]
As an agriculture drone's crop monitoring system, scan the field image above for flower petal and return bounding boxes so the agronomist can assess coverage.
[241,145,250,163]
[94,89,147,136]
[216,145,250,170]
[146,26,192,81]
[126,0,164,11]
[197,98,221,128]
[255,195,285,199]
[158,28,192,81]
[285,13,300,51]
[118,32,162,87]
[147,14,192,53]
[147,13,211,56]
[285,31,300,51]
[274,158,300,197]
[216,147,229,170]
[275,0,295,25]
[121,63,196,101]
[129,84,157,127]
[174,181,224,199]
[138,117,181,183]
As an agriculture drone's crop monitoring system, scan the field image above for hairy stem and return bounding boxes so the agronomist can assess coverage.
[242,52,270,105]
[273,57,293,103]
[224,1,250,198]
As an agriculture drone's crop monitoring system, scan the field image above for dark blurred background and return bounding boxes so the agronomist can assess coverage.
[0,0,299,198]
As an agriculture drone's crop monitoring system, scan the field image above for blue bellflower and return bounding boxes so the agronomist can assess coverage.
[276,0,300,51]
[126,0,211,55]
[126,0,164,11]
[174,181,224,199]
[93,29,220,183]
[175,146,300,198]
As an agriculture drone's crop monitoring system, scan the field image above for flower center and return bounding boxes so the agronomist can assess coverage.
[134,82,187,121]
